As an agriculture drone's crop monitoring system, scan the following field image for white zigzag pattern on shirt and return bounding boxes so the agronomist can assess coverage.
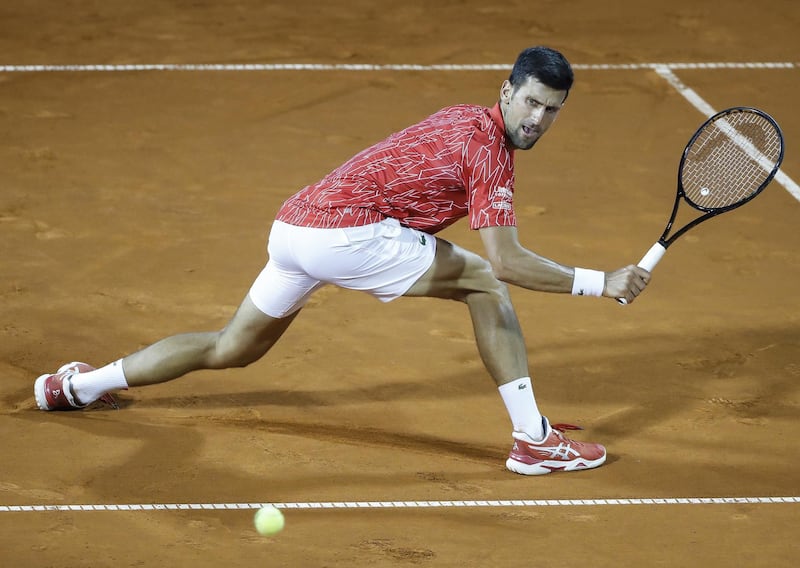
[277,105,516,233]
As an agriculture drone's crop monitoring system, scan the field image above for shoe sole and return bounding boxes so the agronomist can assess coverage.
[505,452,607,476]
[33,373,53,410]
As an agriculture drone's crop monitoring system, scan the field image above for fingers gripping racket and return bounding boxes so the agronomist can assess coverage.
[619,106,785,304]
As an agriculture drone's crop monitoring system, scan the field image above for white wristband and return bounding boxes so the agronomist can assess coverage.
[571,268,605,297]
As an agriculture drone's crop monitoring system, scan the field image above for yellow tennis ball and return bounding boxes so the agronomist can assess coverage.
[254,506,285,536]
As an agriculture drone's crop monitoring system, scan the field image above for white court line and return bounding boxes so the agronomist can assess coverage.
[1,496,798,513]
[654,65,800,202]
[0,61,795,72]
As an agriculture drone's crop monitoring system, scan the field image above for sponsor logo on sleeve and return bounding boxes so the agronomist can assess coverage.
[491,185,513,210]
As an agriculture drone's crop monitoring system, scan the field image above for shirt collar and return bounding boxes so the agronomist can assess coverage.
[489,102,511,147]
[489,102,506,132]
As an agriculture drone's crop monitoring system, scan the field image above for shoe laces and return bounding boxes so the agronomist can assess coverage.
[97,393,120,410]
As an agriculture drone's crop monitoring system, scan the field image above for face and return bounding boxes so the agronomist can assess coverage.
[499,76,567,150]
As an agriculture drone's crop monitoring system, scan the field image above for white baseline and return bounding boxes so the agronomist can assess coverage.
[1,496,798,513]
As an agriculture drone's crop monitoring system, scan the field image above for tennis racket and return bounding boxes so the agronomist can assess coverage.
[618,106,785,304]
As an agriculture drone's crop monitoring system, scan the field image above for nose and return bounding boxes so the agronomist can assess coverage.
[530,106,546,124]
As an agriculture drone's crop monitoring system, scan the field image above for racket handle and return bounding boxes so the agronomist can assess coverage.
[635,242,667,272]
[617,242,666,305]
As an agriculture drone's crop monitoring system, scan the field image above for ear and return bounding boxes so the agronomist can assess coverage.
[500,80,513,105]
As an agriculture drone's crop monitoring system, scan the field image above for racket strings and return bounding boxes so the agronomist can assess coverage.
[681,111,782,210]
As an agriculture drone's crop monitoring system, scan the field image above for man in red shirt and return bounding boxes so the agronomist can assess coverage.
[35,46,650,476]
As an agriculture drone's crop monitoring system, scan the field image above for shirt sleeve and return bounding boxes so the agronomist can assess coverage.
[462,127,516,230]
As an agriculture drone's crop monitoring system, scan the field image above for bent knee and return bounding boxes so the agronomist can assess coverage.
[475,279,512,304]
[458,260,512,302]
[206,332,267,369]
[207,348,262,370]
[407,240,511,302]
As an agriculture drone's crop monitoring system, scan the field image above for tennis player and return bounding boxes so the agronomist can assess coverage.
[34,46,650,476]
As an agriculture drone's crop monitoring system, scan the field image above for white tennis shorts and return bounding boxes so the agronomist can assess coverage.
[248,218,437,318]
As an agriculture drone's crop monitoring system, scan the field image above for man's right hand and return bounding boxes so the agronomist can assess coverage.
[604,265,651,304]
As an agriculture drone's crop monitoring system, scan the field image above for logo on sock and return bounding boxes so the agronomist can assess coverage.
[518,383,527,390]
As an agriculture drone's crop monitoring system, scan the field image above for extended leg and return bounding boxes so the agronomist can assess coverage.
[35,295,299,409]
[122,295,298,386]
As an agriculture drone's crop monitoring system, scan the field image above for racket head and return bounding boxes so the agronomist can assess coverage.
[678,107,784,213]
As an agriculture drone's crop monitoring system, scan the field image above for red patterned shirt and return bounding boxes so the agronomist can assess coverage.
[276,103,516,234]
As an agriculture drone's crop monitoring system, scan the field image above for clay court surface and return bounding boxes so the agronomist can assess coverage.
[1,1,798,566]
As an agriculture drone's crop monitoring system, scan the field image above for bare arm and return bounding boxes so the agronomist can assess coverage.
[478,225,573,292]
[478,225,650,302]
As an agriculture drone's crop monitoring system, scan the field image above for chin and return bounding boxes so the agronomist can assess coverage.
[514,138,538,151]
[509,129,540,150]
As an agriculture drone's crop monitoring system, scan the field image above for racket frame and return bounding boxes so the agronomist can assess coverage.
[617,106,784,304]
[657,106,785,250]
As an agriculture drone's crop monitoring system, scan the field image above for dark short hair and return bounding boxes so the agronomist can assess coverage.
[508,46,574,94]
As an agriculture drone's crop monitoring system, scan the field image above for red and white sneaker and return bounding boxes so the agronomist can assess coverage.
[506,417,606,475]
[34,362,118,411]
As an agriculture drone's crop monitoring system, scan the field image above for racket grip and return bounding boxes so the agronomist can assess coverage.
[635,242,667,272]
[617,242,666,305]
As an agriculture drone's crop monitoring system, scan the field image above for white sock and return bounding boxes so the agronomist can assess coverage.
[498,377,544,440]
[71,359,129,405]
